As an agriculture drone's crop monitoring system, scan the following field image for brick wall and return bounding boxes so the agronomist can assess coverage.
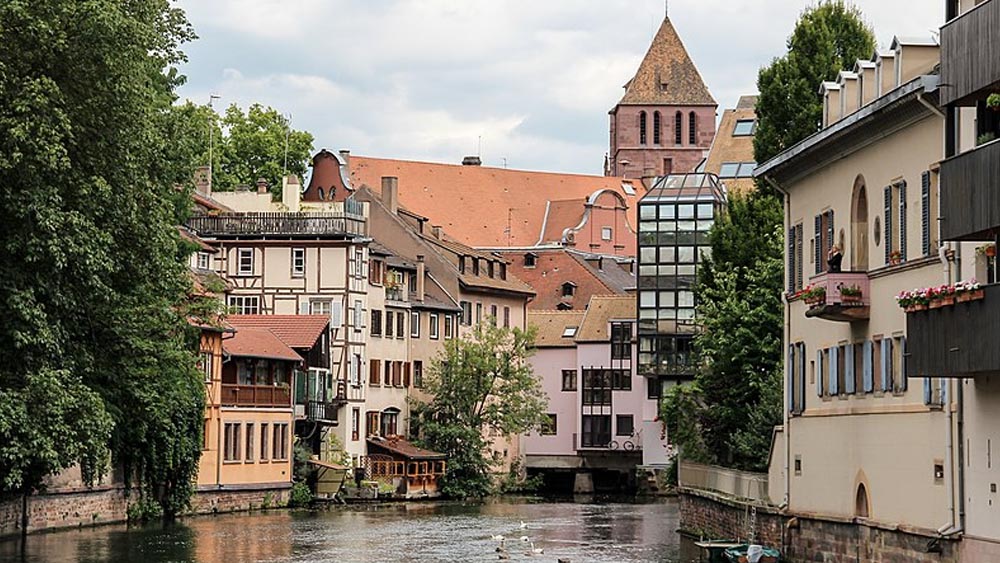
[679,488,962,563]
[0,485,292,539]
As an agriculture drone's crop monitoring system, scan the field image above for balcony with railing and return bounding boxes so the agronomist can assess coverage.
[800,271,870,322]
[906,283,1000,379]
[186,211,366,238]
[940,138,1000,241]
[220,384,292,408]
[294,371,346,424]
[941,0,1000,106]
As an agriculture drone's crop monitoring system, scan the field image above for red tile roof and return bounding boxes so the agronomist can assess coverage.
[349,156,639,248]
[501,248,633,310]
[223,327,302,362]
[617,17,715,106]
[226,315,329,349]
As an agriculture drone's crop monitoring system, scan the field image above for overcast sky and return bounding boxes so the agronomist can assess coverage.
[174,0,942,176]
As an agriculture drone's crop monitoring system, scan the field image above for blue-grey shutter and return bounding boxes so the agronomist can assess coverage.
[923,378,932,405]
[817,349,824,396]
[862,340,874,393]
[899,181,908,261]
[788,228,796,293]
[798,343,807,410]
[881,339,892,392]
[940,379,948,406]
[845,344,856,394]
[884,186,893,265]
[921,171,931,256]
[899,336,908,391]
[788,345,796,413]
[814,214,822,274]
[829,347,839,395]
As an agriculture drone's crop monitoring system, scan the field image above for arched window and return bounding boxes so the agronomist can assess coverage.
[330,187,336,201]
[689,111,697,145]
[639,111,648,145]
[855,483,870,518]
[317,187,325,200]
[653,111,661,145]
[674,111,683,145]
[851,175,869,270]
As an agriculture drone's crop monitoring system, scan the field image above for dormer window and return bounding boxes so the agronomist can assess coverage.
[472,258,480,276]
[488,261,495,279]
[556,302,573,311]
[562,281,577,298]
[524,253,537,268]
[459,256,466,274]
[733,119,756,136]
[499,262,507,280]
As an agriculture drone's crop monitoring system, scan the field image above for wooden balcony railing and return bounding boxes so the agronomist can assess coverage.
[906,283,1000,378]
[940,139,1000,241]
[186,212,366,238]
[941,0,1000,106]
[220,384,292,408]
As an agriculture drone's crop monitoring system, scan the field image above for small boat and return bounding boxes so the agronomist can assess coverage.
[723,544,781,563]
[693,540,741,563]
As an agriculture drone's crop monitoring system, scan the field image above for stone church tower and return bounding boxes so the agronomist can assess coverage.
[606,16,716,178]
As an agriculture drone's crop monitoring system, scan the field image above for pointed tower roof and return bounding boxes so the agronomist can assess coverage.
[618,17,715,106]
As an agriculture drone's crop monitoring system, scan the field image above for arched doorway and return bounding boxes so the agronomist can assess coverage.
[851,176,869,271]
[855,483,870,518]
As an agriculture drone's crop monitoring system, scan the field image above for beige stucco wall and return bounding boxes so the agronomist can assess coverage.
[780,111,958,530]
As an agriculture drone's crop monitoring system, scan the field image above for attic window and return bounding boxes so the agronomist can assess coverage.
[733,119,756,136]
[621,182,636,196]
[524,253,537,268]
[562,326,578,338]
[556,302,573,311]
[601,227,613,241]
[562,281,577,297]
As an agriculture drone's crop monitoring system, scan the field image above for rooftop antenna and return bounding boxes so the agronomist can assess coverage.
[477,135,482,158]
[502,157,508,169]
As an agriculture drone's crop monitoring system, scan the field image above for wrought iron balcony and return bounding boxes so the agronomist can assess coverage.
[186,211,366,238]
[940,139,1000,241]
[906,283,1000,378]
[801,271,870,322]
[940,0,1000,106]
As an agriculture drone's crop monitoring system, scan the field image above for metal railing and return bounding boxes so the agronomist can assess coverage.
[678,459,770,503]
[186,212,366,237]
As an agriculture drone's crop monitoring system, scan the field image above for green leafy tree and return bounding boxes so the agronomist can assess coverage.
[411,322,547,498]
[662,193,784,472]
[0,0,205,517]
[755,1,876,166]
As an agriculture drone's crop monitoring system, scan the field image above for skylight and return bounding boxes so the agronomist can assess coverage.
[562,326,578,337]
[733,119,756,136]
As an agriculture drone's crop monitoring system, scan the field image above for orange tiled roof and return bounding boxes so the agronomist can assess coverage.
[223,326,302,362]
[528,310,586,348]
[540,198,587,244]
[502,248,633,310]
[349,156,639,248]
[226,315,329,349]
[618,17,715,106]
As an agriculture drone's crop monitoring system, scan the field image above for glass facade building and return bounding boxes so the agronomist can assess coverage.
[637,173,727,389]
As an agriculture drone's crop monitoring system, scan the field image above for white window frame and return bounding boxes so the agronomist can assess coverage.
[237,248,254,276]
[601,227,613,241]
[291,248,306,277]
[430,313,440,340]
[197,251,211,270]
[410,311,420,338]
[310,299,331,316]
[227,295,260,315]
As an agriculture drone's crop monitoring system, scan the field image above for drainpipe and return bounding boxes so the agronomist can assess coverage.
[764,176,793,512]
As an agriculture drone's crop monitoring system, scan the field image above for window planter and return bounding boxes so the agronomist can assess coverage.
[956,289,985,303]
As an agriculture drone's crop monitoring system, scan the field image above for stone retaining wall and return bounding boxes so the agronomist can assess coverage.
[679,487,962,563]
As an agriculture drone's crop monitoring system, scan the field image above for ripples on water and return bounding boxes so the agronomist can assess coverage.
[0,497,704,563]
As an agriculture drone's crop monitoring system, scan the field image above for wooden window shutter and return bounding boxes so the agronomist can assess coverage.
[814,215,823,274]
[829,347,839,395]
[921,171,931,256]
[884,186,893,265]
[881,339,892,392]
[844,344,855,394]
[899,181,908,261]
[788,345,796,413]
[404,363,411,387]
[862,340,873,393]
[796,224,804,289]
[816,349,824,396]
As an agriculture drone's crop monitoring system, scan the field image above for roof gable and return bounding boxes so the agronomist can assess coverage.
[618,17,715,106]
[226,315,329,349]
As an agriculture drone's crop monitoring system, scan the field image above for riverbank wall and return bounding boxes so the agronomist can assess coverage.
[678,487,962,563]
[0,470,291,539]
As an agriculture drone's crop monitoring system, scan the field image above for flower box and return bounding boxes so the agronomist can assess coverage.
[904,304,929,313]
[956,289,985,303]
[930,296,956,309]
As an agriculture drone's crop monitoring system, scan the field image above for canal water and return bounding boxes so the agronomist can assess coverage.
[0,497,704,563]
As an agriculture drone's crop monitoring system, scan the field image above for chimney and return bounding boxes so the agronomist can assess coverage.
[381,176,399,215]
[256,177,269,194]
[416,255,426,301]
[282,174,301,212]
[194,165,211,195]
[641,167,657,190]
[462,156,482,166]
[431,225,443,240]
[338,149,351,170]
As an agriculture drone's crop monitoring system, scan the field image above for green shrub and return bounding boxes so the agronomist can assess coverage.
[287,482,313,508]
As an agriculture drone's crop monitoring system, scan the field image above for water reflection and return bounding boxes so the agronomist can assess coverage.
[1,497,704,563]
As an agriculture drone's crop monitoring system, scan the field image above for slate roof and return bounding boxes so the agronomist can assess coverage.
[575,295,636,342]
[528,310,586,348]
[349,156,638,248]
[223,327,303,362]
[617,17,715,106]
[226,315,329,350]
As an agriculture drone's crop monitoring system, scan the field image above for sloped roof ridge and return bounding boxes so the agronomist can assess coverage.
[354,155,617,180]
[618,16,715,106]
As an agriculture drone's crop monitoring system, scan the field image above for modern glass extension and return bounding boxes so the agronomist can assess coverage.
[636,173,727,384]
